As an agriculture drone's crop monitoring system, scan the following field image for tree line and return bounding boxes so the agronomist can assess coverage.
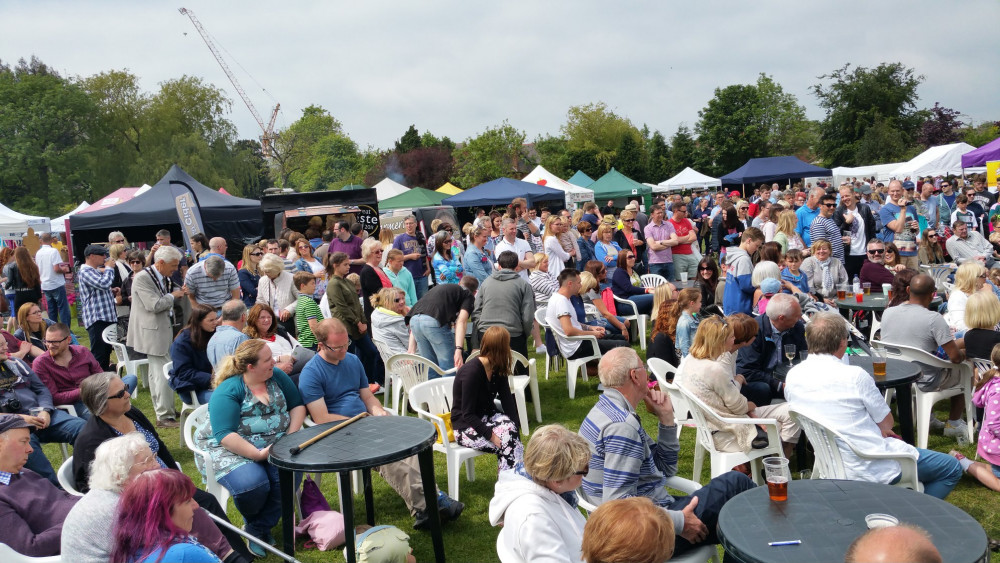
[2,57,996,218]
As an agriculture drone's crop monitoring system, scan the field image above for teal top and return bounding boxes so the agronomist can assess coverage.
[195,368,302,480]
[134,537,221,562]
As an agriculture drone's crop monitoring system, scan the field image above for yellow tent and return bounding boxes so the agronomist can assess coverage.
[436,182,462,195]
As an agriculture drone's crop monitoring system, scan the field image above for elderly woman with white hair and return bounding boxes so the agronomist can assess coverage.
[488,424,589,563]
[60,433,249,563]
[256,253,299,335]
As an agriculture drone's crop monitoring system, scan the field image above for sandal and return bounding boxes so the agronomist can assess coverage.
[751,426,770,450]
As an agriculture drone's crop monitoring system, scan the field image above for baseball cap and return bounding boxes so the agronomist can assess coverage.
[857,184,872,195]
[0,414,34,434]
[902,181,916,190]
[728,190,740,198]
[84,244,109,257]
[761,278,782,297]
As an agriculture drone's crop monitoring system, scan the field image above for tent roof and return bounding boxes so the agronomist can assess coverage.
[521,165,593,203]
[961,137,999,168]
[340,184,368,191]
[567,170,595,187]
[890,142,976,178]
[371,178,410,201]
[70,165,261,231]
[79,187,147,214]
[588,168,651,199]
[0,203,51,236]
[441,177,565,207]
[656,167,721,192]
[379,187,446,210]
[52,201,90,233]
[435,182,463,195]
[720,156,832,185]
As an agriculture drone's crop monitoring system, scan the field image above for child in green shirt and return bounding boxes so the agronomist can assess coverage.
[294,271,322,350]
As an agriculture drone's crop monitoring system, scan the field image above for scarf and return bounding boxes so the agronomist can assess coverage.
[818,257,834,296]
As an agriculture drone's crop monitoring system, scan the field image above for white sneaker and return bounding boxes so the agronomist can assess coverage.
[929,417,946,431]
[943,419,969,438]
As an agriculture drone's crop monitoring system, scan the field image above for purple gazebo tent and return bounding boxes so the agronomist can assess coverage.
[961,136,1000,168]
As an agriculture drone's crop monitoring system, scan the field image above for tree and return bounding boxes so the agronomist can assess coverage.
[80,70,148,192]
[534,134,571,178]
[452,120,527,188]
[961,120,1000,148]
[399,147,453,188]
[561,102,643,174]
[754,74,816,159]
[666,125,702,177]
[917,103,963,148]
[613,132,646,181]
[395,125,421,154]
[646,131,670,182]
[297,132,359,191]
[0,57,98,214]
[812,63,924,166]
[271,105,344,189]
[229,139,272,199]
[696,84,768,176]
[420,131,455,152]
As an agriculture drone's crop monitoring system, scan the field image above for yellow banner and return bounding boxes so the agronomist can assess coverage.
[987,160,1000,189]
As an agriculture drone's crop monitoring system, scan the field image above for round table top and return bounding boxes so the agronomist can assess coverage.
[717,479,988,563]
[269,415,437,472]
[835,293,942,311]
[848,356,920,389]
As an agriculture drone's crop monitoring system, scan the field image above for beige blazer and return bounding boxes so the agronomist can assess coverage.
[126,269,175,357]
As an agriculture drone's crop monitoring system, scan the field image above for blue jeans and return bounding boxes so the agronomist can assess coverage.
[626,293,654,316]
[648,262,675,281]
[670,471,756,561]
[409,314,455,372]
[218,461,282,540]
[44,286,72,327]
[27,408,85,486]
[178,388,213,405]
[349,333,383,386]
[907,448,962,499]
[413,275,429,300]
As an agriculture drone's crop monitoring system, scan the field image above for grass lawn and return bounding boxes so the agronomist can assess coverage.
[52,326,996,562]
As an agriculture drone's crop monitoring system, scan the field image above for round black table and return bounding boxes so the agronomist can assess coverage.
[270,416,445,563]
[717,479,988,563]
[835,293,942,312]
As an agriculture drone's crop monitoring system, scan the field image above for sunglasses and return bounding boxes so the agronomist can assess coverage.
[109,387,130,400]
[927,234,938,238]
[867,249,885,255]
[574,464,590,476]
[623,219,634,222]
[698,266,712,271]
[394,298,405,303]
[579,229,591,233]
[250,252,264,257]
[822,203,836,208]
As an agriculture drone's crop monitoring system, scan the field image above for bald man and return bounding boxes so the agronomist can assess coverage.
[844,524,942,563]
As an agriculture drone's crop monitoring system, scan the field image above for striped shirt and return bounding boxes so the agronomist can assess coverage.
[78,265,117,327]
[809,215,845,262]
[184,260,239,310]
[578,388,684,532]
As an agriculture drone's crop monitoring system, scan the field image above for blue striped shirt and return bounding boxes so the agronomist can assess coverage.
[579,388,684,532]
[78,265,117,327]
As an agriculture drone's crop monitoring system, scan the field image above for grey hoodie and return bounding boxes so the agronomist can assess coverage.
[473,269,535,337]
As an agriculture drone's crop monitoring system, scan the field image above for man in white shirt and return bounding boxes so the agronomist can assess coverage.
[945,219,998,268]
[785,312,961,499]
[494,218,535,282]
[834,185,877,279]
[34,233,71,326]
[545,269,627,362]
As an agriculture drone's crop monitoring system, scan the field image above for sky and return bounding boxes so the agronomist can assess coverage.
[3,1,998,153]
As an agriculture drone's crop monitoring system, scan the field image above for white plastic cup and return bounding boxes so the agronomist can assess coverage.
[881,283,892,295]
[679,272,689,283]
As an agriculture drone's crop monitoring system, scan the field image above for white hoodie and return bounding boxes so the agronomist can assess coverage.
[488,470,587,563]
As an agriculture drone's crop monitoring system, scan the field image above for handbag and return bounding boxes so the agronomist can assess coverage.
[299,476,331,518]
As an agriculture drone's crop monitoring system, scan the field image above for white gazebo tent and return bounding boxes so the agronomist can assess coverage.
[830,163,905,185]
[655,167,722,192]
[889,142,977,178]
[521,165,593,208]
[52,201,90,233]
[372,178,410,201]
[0,203,50,237]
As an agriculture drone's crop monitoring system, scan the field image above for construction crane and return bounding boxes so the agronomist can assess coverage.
[179,7,280,158]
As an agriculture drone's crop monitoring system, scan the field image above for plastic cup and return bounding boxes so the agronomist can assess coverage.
[863,282,871,295]
[881,283,891,296]
[764,457,791,502]
[679,272,689,283]
[855,292,863,303]
[871,347,887,379]
[837,286,846,300]
[865,513,899,529]
[799,351,808,362]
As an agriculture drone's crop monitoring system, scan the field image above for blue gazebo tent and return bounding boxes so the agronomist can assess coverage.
[441,178,565,208]
[720,156,832,185]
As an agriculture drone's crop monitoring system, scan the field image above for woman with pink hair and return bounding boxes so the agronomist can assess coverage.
[110,469,221,563]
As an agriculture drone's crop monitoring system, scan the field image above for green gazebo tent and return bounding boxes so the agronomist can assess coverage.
[588,168,652,204]
[379,187,447,210]
[567,170,595,187]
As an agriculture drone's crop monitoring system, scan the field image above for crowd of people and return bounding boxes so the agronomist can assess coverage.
[0,175,995,561]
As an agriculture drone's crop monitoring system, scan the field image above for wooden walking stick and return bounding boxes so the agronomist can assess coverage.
[289,412,368,455]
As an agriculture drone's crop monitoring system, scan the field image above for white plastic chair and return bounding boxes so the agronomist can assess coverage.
[50,404,77,460]
[372,339,400,412]
[183,404,231,510]
[533,307,561,380]
[576,475,719,563]
[647,358,698,443]
[319,292,333,319]
[640,273,668,289]
[663,380,781,485]
[612,294,648,350]
[789,406,922,492]
[102,323,147,394]
[165,361,200,447]
[386,353,455,416]
[544,314,600,400]
[0,543,61,563]
[466,350,541,435]
[407,377,489,501]
[57,457,82,496]
[872,339,975,448]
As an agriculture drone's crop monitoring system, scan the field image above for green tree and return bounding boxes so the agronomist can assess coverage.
[228,139,272,199]
[452,120,526,188]
[534,134,571,178]
[271,105,344,189]
[297,132,360,191]
[613,132,646,181]
[647,131,670,182]
[395,125,421,154]
[561,102,643,174]
[962,120,1000,148]
[79,70,148,192]
[755,74,816,158]
[696,84,768,176]
[0,57,98,214]
[420,131,455,152]
[666,125,702,176]
[812,63,924,166]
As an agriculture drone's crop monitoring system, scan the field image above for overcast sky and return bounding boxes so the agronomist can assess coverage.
[4,1,998,154]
